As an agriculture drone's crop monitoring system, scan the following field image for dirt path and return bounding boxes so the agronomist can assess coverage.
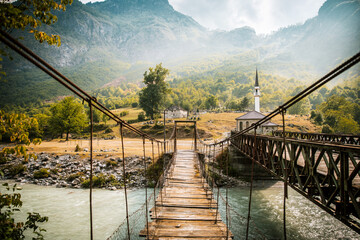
[2,138,196,158]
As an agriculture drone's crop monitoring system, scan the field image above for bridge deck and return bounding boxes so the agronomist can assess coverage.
[140,150,233,239]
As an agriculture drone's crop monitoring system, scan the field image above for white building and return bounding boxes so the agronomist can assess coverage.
[254,68,260,112]
[165,106,187,119]
[235,69,278,134]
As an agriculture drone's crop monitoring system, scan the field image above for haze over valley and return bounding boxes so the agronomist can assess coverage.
[1,0,359,111]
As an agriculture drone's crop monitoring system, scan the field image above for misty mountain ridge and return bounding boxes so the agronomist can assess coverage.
[6,0,359,68]
[1,0,359,106]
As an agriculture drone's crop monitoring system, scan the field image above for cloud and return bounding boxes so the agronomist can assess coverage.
[169,0,326,34]
[77,0,326,34]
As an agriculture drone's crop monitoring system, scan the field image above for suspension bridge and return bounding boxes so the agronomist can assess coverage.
[1,29,360,239]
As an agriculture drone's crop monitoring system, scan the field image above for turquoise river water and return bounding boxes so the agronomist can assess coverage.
[1,180,359,240]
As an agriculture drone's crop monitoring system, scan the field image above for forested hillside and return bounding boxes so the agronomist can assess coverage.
[0,0,359,108]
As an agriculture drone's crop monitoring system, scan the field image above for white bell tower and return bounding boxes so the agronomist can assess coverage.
[254,68,260,112]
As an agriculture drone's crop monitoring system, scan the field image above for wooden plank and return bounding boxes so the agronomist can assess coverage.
[140,150,233,239]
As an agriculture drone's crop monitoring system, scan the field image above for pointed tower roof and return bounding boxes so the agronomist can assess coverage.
[255,68,259,87]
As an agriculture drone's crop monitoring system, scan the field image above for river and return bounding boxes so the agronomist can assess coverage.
[1,181,359,239]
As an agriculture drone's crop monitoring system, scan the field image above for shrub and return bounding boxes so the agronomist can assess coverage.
[93,124,108,132]
[75,144,81,152]
[153,124,163,130]
[106,174,119,186]
[314,114,323,125]
[0,155,7,164]
[138,112,146,122]
[106,160,118,168]
[34,168,49,179]
[8,164,26,177]
[310,110,317,119]
[146,153,172,185]
[81,174,106,188]
[67,172,85,182]
[127,119,139,124]
[131,102,138,108]
[104,127,113,133]
[119,111,129,117]
[322,124,334,134]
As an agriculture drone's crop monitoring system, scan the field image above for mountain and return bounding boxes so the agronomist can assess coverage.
[1,0,359,107]
[10,0,207,67]
[265,0,360,71]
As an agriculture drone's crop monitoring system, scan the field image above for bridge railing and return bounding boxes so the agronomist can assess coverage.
[231,132,360,230]
[272,131,360,145]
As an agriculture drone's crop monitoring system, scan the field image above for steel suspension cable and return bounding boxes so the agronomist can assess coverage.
[0,30,166,142]
[226,140,230,239]
[246,126,257,240]
[210,144,216,208]
[214,143,223,224]
[281,109,288,240]
[161,141,165,205]
[120,123,131,239]
[143,137,149,239]
[89,101,94,240]
[151,140,157,221]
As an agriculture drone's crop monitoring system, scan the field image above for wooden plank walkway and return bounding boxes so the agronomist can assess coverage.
[140,150,233,239]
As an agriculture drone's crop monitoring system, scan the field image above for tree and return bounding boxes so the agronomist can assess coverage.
[337,116,360,134]
[205,95,218,110]
[0,111,47,239]
[86,108,100,123]
[0,0,73,47]
[49,97,86,141]
[102,113,109,125]
[0,110,42,162]
[225,99,238,110]
[0,183,48,239]
[317,95,360,134]
[288,98,311,115]
[139,63,171,119]
[0,0,73,81]
[239,97,249,111]
[314,113,323,125]
[319,95,347,113]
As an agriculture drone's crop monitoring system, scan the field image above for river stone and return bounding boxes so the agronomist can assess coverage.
[72,179,80,186]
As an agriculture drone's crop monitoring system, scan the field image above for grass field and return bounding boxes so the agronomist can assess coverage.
[108,107,143,122]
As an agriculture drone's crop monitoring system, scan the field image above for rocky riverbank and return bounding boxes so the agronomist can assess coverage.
[0,153,153,190]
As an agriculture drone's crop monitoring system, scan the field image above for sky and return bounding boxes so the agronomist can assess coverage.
[80,0,326,34]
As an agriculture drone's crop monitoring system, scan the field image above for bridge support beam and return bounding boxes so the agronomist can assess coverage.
[174,122,177,152]
[194,121,197,151]
[230,131,360,234]
[340,151,349,217]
